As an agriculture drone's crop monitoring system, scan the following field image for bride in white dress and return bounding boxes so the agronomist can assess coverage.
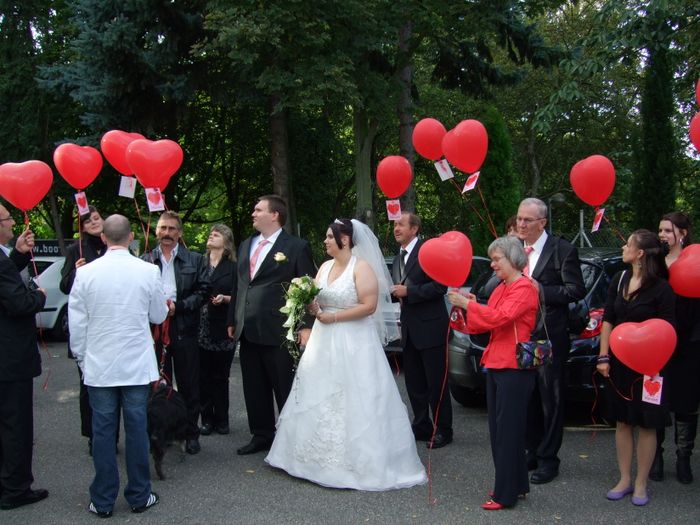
[265,219,427,491]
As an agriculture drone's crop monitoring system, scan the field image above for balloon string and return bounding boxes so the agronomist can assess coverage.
[476,185,499,239]
[449,179,498,239]
[133,197,149,247]
[76,206,83,260]
[602,214,627,242]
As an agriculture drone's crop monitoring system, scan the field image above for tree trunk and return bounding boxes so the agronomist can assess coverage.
[269,95,295,232]
[397,20,415,211]
[353,107,379,229]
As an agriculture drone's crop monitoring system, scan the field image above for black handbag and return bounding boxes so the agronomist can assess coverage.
[514,282,552,369]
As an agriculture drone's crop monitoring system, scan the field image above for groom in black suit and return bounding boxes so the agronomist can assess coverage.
[391,212,452,448]
[229,195,316,455]
[517,198,585,484]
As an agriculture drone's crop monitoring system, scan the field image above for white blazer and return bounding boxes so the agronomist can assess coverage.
[69,248,169,387]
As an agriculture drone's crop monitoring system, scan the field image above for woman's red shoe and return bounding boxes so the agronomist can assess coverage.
[481,500,505,511]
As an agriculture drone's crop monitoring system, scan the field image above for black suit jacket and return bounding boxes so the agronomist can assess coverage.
[392,239,448,349]
[0,249,46,381]
[530,235,586,345]
[230,230,316,347]
[206,258,236,342]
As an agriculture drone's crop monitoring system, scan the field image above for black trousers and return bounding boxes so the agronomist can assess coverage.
[403,335,452,437]
[199,348,235,428]
[156,335,200,440]
[239,334,294,441]
[0,379,35,500]
[487,368,536,506]
[526,335,568,470]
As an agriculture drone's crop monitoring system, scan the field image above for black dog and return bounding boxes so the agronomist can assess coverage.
[147,381,188,480]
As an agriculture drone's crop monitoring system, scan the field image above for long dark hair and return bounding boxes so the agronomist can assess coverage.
[329,219,354,250]
[627,229,669,298]
[661,211,692,248]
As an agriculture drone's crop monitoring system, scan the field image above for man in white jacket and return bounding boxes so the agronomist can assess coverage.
[69,215,168,518]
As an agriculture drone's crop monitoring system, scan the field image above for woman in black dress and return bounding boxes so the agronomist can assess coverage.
[60,206,109,454]
[651,212,700,483]
[596,229,675,506]
[198,224,237,435]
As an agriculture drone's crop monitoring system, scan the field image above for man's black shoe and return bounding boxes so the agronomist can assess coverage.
[185,439,201,455]
[131,492,159,513]
[200,423,213,436]
[237,439,272,455]
[215,424,230,435]
[0,488,49,510]
[426,432,453,449]
[530,468,559,484]
[88,502,112,518]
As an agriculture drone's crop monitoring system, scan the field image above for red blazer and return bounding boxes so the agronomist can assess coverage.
[466,277,539,369]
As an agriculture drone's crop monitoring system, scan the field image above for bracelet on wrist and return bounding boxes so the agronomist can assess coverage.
[597,355,610,363]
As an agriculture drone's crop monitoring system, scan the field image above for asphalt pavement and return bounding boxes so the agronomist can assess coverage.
[3,341,698,524]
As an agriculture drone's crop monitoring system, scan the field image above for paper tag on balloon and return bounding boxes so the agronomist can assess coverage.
[74,191,90,216]
[591,207,605,233]
[386,199,402,221]
[434,159,454,181]
[118,176,136,199]
[462,172,481,193]
[145,188,165,212]
[642,375,663,405]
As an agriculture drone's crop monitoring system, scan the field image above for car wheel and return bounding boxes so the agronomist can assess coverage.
[449,382,484,407]
[52,305,69,341]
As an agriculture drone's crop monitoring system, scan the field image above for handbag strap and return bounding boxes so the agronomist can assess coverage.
[513,278,550,342]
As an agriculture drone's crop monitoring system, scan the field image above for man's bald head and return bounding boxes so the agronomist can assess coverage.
[101,215,133,247]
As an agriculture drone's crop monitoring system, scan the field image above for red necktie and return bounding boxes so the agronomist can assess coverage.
[249,239,270,278]
[524,246,534,276]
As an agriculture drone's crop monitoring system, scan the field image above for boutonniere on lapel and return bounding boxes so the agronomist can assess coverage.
[273,252,288,264]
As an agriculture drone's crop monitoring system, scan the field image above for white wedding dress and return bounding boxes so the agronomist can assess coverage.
[265,257,427,491]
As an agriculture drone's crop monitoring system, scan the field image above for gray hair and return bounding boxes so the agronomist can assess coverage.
[102,215,132,246]
[519,197,547,219]
[487,235,528,271]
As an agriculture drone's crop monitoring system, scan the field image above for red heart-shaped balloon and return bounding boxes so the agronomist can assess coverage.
[126,139,183,190]
[412,118,447,161]
[101,130,146,176]
[418,231,473,287]
[376,156,412,198]
[690,113,700,153]
[643,378,661,397]
[669,244,700,298]
[442,119,488,174]
[570,154,616,206]
[610,318,676,377]
[53,144,103,190]
[0,161,54,211]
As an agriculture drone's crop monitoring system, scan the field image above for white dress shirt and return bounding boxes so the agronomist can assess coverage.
[250,228,282,278]
[525,230,548,275]
[68,248,169,387]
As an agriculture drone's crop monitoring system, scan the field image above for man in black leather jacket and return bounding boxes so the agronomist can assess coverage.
[142,211,210,454]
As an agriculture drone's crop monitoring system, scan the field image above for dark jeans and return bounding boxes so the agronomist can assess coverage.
[0,380,35,501]
[88,385,151,512]
[156,336,200,440]
[402,335,452,438]
[239,334,294,441]
[78,365,120,442]
[199,348,234,428]
[487,368,536,506]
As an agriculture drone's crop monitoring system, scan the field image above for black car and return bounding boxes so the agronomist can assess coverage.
[447,247,625,406]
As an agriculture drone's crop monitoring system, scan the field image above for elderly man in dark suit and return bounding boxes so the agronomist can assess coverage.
[0,204,49,511]
[229,195,316,455]
[391,212,452,448]
[517,198,585,484]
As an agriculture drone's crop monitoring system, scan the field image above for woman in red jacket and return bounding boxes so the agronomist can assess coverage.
[448,235,539,510]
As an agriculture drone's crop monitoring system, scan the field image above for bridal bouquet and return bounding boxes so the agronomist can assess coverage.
[280,275,321,366]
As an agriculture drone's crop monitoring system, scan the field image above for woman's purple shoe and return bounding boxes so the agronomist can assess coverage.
[606,486,633,501]
[632,493,650,506]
